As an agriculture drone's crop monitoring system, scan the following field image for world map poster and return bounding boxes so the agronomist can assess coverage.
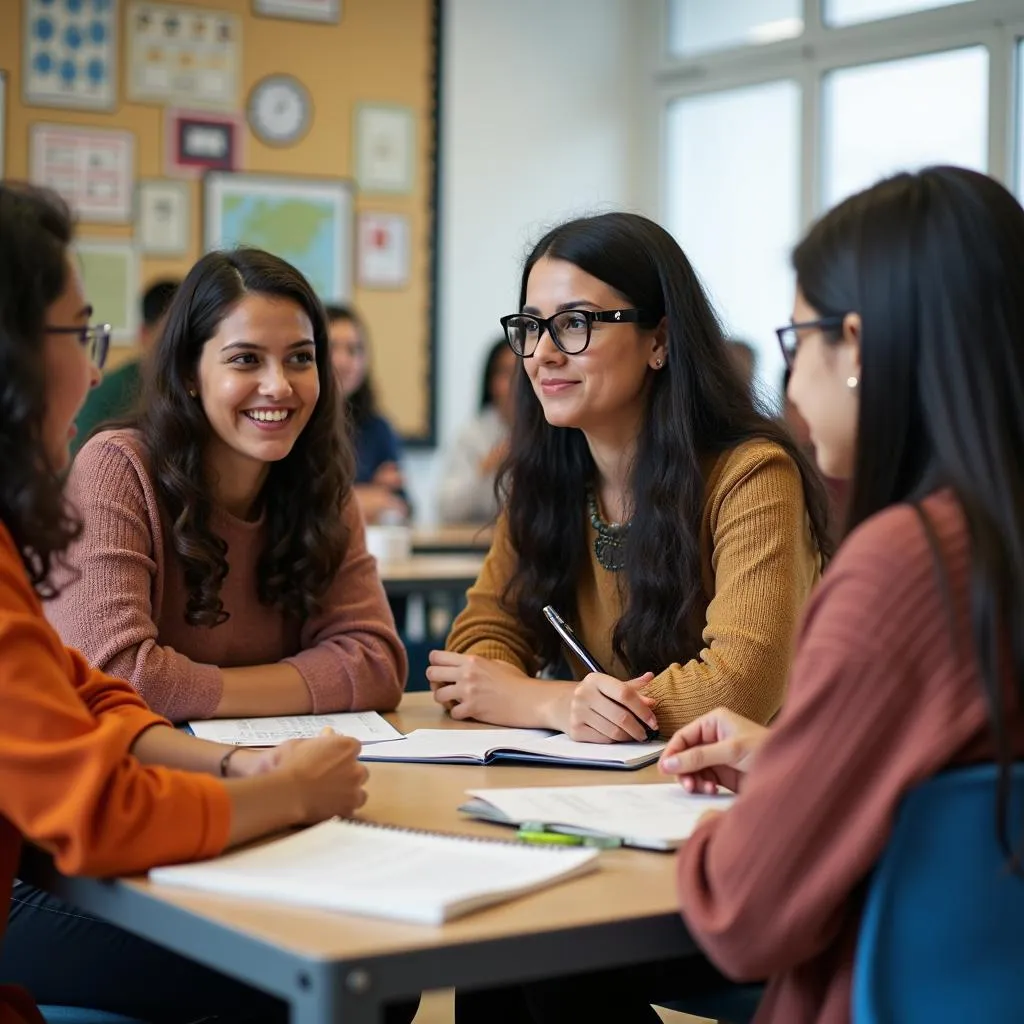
[203,172,353,302]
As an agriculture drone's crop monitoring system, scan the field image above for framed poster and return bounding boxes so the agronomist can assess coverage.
[204,172,353,302]
[358,212,410,289]
[30,123,134,223]
[127,2,240,110]
[137,179,190,255]
[0,71,6,178]
[253,0,340,23]
[354,104,415,194]
[75,241,139,344]
[23,0,117,111]
[165,108,243,177]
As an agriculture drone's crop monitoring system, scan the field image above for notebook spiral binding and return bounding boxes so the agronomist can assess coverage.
[344,818,588,854]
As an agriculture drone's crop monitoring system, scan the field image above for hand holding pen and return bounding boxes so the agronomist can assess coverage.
[543,605,660,743]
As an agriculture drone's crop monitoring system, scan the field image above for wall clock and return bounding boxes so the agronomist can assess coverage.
[247,74,312,146]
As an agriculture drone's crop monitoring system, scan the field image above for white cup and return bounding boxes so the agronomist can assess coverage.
[365,524,412,564]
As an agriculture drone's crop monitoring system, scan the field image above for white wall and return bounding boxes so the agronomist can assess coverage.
[403,0,643,521]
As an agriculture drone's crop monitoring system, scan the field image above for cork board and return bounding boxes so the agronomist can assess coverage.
[0,0,440,444]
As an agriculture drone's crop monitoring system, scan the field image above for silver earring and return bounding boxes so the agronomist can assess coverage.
[188,388,198,398]
[846,376,859,389]
[654,358,664,369]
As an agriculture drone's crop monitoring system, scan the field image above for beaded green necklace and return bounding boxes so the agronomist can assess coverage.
[586,486,630,572]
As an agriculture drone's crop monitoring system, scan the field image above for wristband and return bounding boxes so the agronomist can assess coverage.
[219,746,245,778]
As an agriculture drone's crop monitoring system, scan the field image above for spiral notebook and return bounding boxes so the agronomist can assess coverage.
[149,819,599,925]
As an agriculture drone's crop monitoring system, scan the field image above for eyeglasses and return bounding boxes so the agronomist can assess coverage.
[46,323,112,370]
[499,308,653,358]
[775,316,847,369]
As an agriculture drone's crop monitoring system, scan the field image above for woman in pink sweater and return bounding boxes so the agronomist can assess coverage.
[46,248,407,723]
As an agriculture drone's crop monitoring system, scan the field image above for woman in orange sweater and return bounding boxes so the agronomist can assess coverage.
[0,182,415,1024]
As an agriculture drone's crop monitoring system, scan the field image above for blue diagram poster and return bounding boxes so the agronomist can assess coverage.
[24,0,116,110]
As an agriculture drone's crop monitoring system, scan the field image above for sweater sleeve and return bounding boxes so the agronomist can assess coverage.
[46,434,224,721]
[283,499,407,711]
[445,515,540,675]
[0,535,230,877]
[645,444,819,735]
[675,504,983,981]
[436,419,495,524]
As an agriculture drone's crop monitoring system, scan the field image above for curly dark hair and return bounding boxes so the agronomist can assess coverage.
[499,212,833,675]
[127,248,354,628]
[324,303,378,428]
[0,183,82,596]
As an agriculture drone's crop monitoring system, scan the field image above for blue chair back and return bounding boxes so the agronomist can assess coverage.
[852,763,1024,1024]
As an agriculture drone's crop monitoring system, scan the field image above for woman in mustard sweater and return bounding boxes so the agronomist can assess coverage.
[429,212,831,742]
[0,184,418,1024]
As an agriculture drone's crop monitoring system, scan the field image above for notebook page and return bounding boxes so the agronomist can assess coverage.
[188,712,403,747]
[507,732,667,766]
[150,818,598,925]
[465,783,734,847]
[359,728,551,762]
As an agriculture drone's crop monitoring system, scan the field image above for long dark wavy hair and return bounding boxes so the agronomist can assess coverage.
[0,183,81,596]
[793,166,1024,861]
[500,212,832,674]
[324,304,378,428]
[128,248,353,628]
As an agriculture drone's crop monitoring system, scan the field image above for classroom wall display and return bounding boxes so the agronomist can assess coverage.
[166,108,243,177]
[137,178,190,255]
[204,172,353,302]
[22,0,117,111]
[354,104,415,194]
[253,0,340,23]
[127,2,241,110]
[358,212,410,289]
[30,122,134,222]
[76,240,140,343]
[0,71,6,178]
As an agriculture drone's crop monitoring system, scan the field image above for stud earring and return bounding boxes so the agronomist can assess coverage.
[654,358,664,369]
[846,376,859,389]
[188,388,198,398]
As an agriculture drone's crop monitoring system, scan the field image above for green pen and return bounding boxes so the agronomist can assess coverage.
[517,829,584,846]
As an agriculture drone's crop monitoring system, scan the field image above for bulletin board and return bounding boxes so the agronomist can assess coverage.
[0,0,441,444]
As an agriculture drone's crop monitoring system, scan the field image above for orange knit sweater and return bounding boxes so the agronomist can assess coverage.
[447,440,820,735]
[0,523,230,1024]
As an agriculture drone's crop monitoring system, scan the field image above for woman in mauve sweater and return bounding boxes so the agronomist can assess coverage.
[45,249,407,724]
[0,184,419,1024]
[430,212,832,745]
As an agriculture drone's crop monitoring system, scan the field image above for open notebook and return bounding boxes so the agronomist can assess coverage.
[188,712,403,747]
[149,819,598,925]
[359,728,666,770]
[460,783,735,851]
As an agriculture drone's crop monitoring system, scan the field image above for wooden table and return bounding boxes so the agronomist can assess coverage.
[411,524,493,555]
[376,554,484,598]
[23,695,695,1024]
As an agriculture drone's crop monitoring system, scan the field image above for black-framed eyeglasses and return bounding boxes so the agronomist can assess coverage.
[46,323,112,370]
[775,316,847,369]
[500,308,653,358]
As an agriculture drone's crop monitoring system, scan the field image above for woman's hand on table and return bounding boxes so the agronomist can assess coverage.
[427,651,555,727]
[658,708,769,795]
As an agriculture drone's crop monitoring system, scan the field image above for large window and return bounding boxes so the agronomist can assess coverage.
[658,0,1022,401]
[665,81,800,392]
[821,47,989,208]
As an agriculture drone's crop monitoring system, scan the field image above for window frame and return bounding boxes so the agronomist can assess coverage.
[651,0,1024,230]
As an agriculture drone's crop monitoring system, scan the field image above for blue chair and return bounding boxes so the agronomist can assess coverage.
[38,1008,146,1024]
[852,763,1024,1024]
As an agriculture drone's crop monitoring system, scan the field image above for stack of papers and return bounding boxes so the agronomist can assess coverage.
[188,711,403,747]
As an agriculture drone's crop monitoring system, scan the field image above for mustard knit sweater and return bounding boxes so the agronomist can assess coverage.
[446,439,820,736]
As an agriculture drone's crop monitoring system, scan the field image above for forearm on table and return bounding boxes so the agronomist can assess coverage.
[215,662,313,717]
[130,723,257,778]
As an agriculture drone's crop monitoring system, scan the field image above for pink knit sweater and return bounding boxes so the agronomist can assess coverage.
[46,430,407,722]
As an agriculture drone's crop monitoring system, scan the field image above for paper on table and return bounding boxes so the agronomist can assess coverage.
[464,783,734,850]
[358,728,552,762]
[150,818,599,925]
[188,712,403,747]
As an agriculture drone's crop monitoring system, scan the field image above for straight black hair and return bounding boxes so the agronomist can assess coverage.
[479,337,510,411]
[141,278,181,328]
[793,165,1024,862]
[500,211,833,674]
[0,182,81,596]
[324,303,378,427]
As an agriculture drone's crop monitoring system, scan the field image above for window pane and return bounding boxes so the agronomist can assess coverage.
[822,47,988,210]
[665,81,800,397]
[667,0,802,59]
[825,0,972,27]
